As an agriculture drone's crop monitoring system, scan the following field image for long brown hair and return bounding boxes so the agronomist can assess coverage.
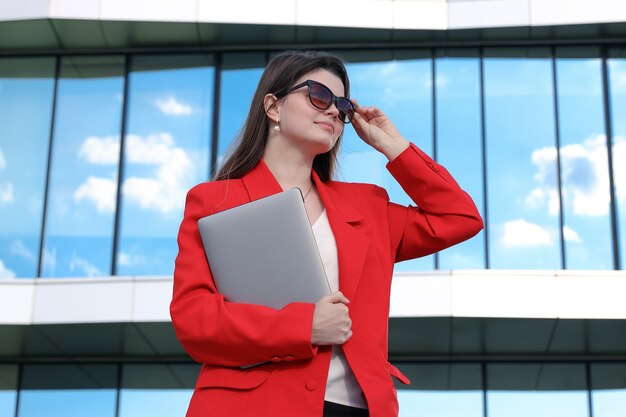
[214,50,350,182]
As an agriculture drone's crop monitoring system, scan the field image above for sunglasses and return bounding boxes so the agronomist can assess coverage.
[274,80,356,124]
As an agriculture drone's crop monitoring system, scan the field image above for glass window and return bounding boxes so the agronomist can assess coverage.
[555,47,613,269]
[484,48,562,269]
[0,57,56,278]
[0,365,18,417]
[42,56,125,278]
[487,363,589,417]
[116,54,214,276]
[591,363,626,417]
[608,49,626,269]
[395,363,483,417]
[216,52,265,169]
[18,364,117,417]
[118,364,198,417]
[435,50,486,269]
[341,50,435,271]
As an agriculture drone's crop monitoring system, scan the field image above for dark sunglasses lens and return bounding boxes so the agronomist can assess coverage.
[337,99,355,123]
[308,83,332,109]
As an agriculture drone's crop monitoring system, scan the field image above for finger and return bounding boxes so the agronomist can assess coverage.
[326,291,350,304]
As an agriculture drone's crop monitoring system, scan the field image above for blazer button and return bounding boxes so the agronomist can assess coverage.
[305,380,318,391]
[270,356,282,362]
[284,355,295,362]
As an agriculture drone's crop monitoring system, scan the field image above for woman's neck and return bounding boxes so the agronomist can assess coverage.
[262,139,315,190]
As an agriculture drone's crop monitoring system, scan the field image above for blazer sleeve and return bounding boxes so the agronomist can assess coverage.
[170,185,318,367]
[385,142,484,262]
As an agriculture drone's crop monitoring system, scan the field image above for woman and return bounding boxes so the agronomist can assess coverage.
[170,50,483,417]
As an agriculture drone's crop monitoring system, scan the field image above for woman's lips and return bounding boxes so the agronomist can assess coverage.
[315,121,334,133]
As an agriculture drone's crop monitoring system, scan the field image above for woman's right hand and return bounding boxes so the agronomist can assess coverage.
[311,291,352,345]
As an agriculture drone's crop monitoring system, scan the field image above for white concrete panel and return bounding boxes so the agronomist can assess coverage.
[390,272,452,317]
[530,0,626,26]
[100,0,197,23]
[555,271,626,319]
[448,0,530,29]
[0,280,34,324]
[133,278,173,322]
[296,0,393,29]
[199,0,296,25]
[48,0,100,19]
[33,278,134,324]
[393,0,448,30]
[450,270,560,318]
[0,0,49,21]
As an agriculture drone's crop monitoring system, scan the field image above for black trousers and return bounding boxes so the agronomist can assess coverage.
[323,401,369,417]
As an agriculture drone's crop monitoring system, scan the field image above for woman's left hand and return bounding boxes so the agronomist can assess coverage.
[350,100,410,161]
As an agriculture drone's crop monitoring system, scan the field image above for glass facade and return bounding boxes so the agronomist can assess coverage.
[1,47,625,277]
[0,361,624,416]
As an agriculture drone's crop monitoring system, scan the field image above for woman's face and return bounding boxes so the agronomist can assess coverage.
[274,69,347,156]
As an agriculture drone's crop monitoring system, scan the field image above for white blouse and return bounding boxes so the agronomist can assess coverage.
[311,210,368,409]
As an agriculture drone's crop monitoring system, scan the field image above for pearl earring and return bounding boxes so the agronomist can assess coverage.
[273,119,280,132]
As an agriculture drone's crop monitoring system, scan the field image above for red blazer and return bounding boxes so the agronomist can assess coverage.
[170,143,483,417]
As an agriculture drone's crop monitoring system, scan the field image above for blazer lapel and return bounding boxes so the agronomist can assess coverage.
[313,173,370,302]
[241,160,284,201]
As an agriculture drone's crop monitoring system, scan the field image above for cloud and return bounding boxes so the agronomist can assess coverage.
[0,260,16,279]
[78,136,120,165]
[563,225,582,243]
[69,254,102,277]
[117,252,147,267]
[43,248,56,275]
[154,96,192,116]
[10,240,35,261]
[502,219,553,247]
[73,176,117,213]
[122,133,192,214]
[526,134,625,217]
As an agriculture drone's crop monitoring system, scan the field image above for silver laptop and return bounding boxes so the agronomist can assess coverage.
[197,188,331,310]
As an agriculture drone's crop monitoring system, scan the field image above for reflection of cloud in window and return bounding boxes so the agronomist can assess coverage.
[78,136,119,165]
[0,146,6,170]
[0,259,16,279]
[563,225,582,243]
[526,134,625,217]
[610,62,626,93]
[123,133,192,215]
[43,248,56,275]
[10,240,35,261]
[338,149,386,184]
[118,252,147,267]
[74,133,192,215]
[74,176,117,213]
[0,182,13,205]
[502,219,553,247]
[0,146,13,206]
[69,254,101,277]
[154,96,192,116]
[350,61,427,106]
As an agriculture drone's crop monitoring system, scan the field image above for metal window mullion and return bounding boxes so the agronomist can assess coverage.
[482,361,489,417]
[586,362,594,417]
[551,48,567,270]
[37,55,61,278]
[111,55,132,276]
[209,53,222,179]
[13,363,23,417]
[114,363,123,417]
[431,49,439,270]
[479,49,490,269]
[600,46,622,270]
